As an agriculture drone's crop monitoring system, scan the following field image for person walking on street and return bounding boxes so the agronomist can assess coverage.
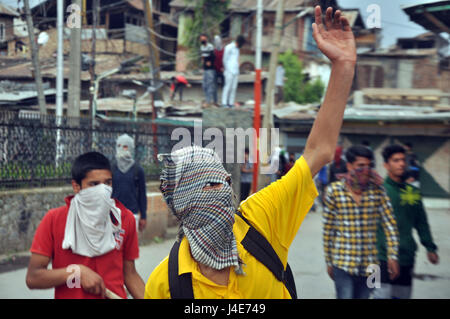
[373,145,439,299]
[323,145,400,299]
[112,134,147,233]
[199,34,216,108]
[26,152,145,299]
[222,35,245,108]
[275,61,286,105]
[145,6,359,299]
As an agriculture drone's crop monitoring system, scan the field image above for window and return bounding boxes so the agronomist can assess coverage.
[0,23,5,42]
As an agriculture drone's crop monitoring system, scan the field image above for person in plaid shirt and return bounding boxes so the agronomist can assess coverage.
[323,145,400,299]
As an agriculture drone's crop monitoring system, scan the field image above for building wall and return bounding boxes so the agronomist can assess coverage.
[439,66,450,93]
[412,56,439,89]
[356,55,448,92]
[0,16,14,42]
[397,59,414,88]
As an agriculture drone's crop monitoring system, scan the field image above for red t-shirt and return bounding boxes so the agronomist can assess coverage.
[214,48,224,72]
[30,196,139,299]
[170,75,189,91]
[175,75,189,85]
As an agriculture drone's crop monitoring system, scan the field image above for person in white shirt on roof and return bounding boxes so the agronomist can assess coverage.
[222,35,245,108]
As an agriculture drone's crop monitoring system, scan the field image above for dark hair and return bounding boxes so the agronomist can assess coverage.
[236,35,246,47]
[405,142,413,149]
[382,144,405,163]
[345,145,374,164]
[71,152,111,185]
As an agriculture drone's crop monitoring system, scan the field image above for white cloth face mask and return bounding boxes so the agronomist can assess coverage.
[62,183,122,257]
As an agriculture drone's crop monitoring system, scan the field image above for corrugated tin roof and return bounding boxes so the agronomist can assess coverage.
[0,54,124,81]
[0,3,19,17]
[126,0,144,11]
[360,48,438,57]
[272,101,450,122]
[343,106,450,122]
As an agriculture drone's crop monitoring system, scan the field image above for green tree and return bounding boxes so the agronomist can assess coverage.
[278,50,325,104]
[183,0,230,67]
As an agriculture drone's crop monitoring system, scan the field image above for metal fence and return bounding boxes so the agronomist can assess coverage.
[0,110,193,189]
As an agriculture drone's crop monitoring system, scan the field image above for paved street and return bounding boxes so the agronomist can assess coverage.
[0,199,448,299]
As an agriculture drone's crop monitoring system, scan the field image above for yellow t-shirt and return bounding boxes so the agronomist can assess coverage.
[145,156,318,299]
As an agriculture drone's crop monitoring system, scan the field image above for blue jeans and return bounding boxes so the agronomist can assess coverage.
[202,69,216,104]
[332,267,372,299]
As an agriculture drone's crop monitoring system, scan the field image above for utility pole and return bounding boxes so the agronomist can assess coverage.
[55,0,64,165]
[143,0,160,161]
[24,0,47,117]
[252,0,263,194]
[143,0,163,100]
[88,0,98,139]
[82,0,88,25]
[89,0,98,117]
[87,0,99,149]
[143,0,160,79]
[262,0,284,139]
[56,0,64,121]
[68,0,82,120]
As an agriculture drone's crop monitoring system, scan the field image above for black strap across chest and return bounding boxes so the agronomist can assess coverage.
[168,212,297,299]
[168,239,194,299]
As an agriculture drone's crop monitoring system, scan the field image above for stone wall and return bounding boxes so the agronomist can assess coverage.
[0,186,71,255]
[0,182,173,255]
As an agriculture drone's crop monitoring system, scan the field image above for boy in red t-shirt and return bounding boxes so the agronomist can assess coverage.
[26,152,145,299]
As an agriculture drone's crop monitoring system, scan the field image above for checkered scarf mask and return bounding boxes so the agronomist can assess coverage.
[158,146,241,271]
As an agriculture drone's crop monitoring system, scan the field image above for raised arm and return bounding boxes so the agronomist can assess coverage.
[303,6,356,176]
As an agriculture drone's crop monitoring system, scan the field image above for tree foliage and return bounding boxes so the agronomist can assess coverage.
[278,50,325,104]
[183,0,230,66]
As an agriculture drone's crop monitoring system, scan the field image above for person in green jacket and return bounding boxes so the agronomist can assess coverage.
[374,144,439,299]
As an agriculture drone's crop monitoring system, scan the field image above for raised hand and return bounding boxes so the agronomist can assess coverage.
[312,6,357,65]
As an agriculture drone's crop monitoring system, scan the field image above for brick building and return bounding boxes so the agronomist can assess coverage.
[0,3,19,55]
[355,33,450,93]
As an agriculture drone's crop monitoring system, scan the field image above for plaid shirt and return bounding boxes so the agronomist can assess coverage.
[323,181,399,276]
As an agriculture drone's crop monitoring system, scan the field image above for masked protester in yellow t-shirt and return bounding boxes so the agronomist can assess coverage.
[145,6,357,299]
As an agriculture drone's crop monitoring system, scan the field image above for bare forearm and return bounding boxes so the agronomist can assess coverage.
[125,271,145,299]
[304,61,355,175]
[26,267,71,289]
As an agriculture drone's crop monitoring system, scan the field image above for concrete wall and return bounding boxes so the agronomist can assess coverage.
[0,182,173,255]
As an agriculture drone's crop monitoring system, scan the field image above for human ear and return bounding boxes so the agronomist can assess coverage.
[346,162,352,172]
[71,180,81,194]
